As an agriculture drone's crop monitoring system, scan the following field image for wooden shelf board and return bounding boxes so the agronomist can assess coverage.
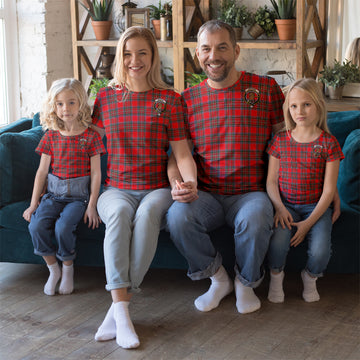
[76,40,173,48]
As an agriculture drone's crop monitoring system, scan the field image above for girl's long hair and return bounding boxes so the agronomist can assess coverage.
[41,78,91,131]
[110,26,169,92]
[283,77,329,133]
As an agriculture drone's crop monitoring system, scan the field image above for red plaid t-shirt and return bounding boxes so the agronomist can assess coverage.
[92,87,186,190]
[267,130,344,204]
[182,72,284,195]
[36,128,106,179]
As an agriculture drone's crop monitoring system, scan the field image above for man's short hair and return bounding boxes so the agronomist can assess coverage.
[197,20,237,47]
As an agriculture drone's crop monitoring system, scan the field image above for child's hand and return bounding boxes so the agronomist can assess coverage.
[23,205,38,222]
[274,207,293,229]
[171,180,198,203]
[290,220,311,247]
[84,206,101,229]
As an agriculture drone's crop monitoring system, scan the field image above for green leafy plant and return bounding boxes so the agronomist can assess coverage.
[219,0,253,28]
[185,71,207,87]
[319,60,360,88]
[79,0,114,21]
[253,5,276,36]
[147,1,172,20]
[89,78,110,100]
[270,0,296,19]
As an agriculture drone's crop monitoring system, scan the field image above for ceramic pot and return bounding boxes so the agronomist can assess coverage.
[152,19,161,39]
[275,19,296,40]
[91,20,112,40]
[328,85,344,100]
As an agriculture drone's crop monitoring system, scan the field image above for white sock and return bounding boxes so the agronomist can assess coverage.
[234,277,261,314]
[194,265,233,312]
[268,271,285,303]
[59,263,74,295]
[44,262,61,296]
[95,303,116,341]
[301,270,320,302]
[114,301,140,349]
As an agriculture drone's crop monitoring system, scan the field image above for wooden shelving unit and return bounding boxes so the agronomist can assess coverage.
[71,0,327,93]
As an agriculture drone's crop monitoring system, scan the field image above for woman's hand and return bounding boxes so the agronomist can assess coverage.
[171,180,198,203]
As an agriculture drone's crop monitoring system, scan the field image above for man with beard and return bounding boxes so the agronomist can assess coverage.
[166,20,284,314]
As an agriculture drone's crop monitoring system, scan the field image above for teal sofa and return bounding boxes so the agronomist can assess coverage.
[0,111,359,273]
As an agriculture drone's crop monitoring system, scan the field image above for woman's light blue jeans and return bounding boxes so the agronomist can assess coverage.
[97,186,173,292]
[267,201,333,277]
[166,190,274,287]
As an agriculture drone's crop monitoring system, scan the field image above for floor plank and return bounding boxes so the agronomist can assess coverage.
[0,263,359,360]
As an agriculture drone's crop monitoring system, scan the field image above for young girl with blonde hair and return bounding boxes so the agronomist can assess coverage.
[23,78,105,296]
[92,26,197,349]
[266,78,343,303]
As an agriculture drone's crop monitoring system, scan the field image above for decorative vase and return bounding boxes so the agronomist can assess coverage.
[160,15,172,41]
[328,85,344,100]
[233,27,243,40]
[248,23,265,39]
[275,19,296,40]
[152,19,161,40]
[91,20,112,40]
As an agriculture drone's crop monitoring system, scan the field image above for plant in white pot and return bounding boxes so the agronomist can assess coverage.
[79,0,114,40]
[319,59,360,100]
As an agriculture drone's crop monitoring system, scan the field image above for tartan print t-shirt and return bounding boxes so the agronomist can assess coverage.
[92,86,186,190]
[182,72,284,195]
[267,130,344,204]
[36,127,106,179]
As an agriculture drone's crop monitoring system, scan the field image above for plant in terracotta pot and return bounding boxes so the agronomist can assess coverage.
[79,0,114,40]
[147,1,171,40]
[270,0,296,41]
[319,59,360,100]
[248,5,276,39]
[219,0,252,40]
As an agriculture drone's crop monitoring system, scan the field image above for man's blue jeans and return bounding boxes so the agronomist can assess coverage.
[167,190,273,287]
[29,193,87,261]
[267,201,332,277]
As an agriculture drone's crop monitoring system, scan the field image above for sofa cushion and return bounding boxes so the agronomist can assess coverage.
[32,112,41,128]
[328,111,360,148]
[337,128,360,213]
[0,200,30,231]
[0,126,44,206]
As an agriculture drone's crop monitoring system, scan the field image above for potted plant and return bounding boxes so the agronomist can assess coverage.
[270,0,296,41]
[219,0,252,40]
[185,71,207,87]
[248,5,276,39]
[147,1,171,40]
[319,59,360,99]
[89,77,110,100]
[79,0,114,40]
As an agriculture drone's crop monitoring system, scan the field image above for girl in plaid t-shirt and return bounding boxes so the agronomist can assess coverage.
[23,78,105,296]
[92,27,197,349]
[266,78,343,303]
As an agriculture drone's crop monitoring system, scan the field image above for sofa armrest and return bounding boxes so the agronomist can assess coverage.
[0,126,44,207]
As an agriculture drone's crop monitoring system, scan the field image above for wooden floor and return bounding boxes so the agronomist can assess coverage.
[0,263,359,360]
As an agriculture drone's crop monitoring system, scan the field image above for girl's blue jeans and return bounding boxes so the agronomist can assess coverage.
[97,186,173,293]
[29,193,87,262]
[267,201,332,277]
[167,190,274,287]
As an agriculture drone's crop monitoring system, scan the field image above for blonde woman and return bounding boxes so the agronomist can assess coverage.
[23,78,105,296]
[266,78,343,304]
[92,27,197,349]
